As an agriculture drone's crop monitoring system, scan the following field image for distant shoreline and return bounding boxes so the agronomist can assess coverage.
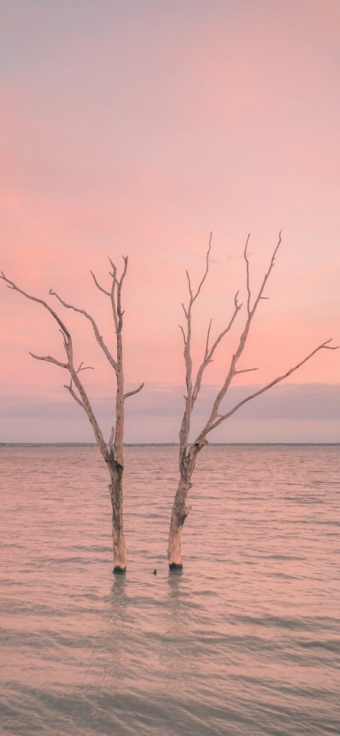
[1,442,340,448]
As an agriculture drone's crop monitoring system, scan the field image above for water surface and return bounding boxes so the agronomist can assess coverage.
[1,445,339,735]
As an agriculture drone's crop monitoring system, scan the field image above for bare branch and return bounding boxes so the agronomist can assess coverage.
[64,381,84,408]
[234,367,259,374]
[30,352,68,368]
[90,270,111,296]
[111,255,130,466]
[70,369,109,460]
[1,272,109,463]
[179,325,186,344]
[197,232,284,432]
[244,234,251,314]
[204,319,213,357]
[1,273,70,339]
[108,425,115,450]
[178,233,213,459]
[206,294,242,362]
[191,293,242,406]
[191,232,212,304]
[123,382,144,400]
[110,274,119,332]
[49,289,117,371]
[251,230,282,314]
[186,270,193,299]
[108,257,117,281]
[243,231,282,317]
[169,230,337,568]
[76,362,94,373]
[206,339,338,434]
[58,328,69,356]
[234,290,242,309]
[119,256,128,287]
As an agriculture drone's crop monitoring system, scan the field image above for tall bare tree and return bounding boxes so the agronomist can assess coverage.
[168,233,337,570]
[1,258,143,574]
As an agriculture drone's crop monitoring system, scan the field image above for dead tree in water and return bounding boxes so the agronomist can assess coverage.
[1,259,143,574]
[168,233,337,570]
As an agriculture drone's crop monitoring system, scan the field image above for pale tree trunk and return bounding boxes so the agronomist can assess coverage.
[168,450,200,569]
[108,460,126,572]
[1,258,144,576]
[169,232,337,571]
[168,477,192,569]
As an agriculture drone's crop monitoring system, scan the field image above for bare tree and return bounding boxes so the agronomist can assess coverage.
[1,258,143,574]
[168,233,338,570]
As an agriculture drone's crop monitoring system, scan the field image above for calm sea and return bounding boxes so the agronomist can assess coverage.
[1,445,339,736]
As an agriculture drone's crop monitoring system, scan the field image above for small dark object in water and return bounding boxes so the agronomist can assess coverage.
[113,566,126,575]
[153,569,157,575]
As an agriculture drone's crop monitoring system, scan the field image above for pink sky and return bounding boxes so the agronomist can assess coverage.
[1,0,340,442]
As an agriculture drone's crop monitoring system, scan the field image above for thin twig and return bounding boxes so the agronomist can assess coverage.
[29,352,68,368]
[90,271,111,296]
[123,382,145,400]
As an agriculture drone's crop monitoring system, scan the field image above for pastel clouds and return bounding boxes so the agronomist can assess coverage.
[1,383,340,444]
[1,1,340,440]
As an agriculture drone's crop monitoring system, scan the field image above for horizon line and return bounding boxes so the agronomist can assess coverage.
[1,442,340,448]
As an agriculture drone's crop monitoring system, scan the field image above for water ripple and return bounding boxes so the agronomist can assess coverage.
[1,444,340,735]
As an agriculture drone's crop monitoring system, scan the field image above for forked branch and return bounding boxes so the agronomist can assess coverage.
[178,233,244,458]
[49,289,117,371]
[192,290,242,405]
[64,379,84,408]
[170,232,337,570]
[198,232,283,432]
[176,232,337,464]
[197,339,338,440]
[0,271,109,461]
[244,230,281,315]
[90,270,110,296]
[49,257,143,465]
[1,272,70,339]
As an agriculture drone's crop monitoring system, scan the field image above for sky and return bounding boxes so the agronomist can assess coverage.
[1,0,340,443]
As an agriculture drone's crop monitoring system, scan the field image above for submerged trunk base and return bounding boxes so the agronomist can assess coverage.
[169,562,183,573]
[109,461,127,574]
[168,479,192,570]
[113,565,126,575]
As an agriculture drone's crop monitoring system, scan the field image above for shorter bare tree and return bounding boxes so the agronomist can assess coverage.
[1,257,143,573]
[168,233,337,570]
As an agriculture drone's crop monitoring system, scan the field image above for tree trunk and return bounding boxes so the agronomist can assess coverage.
[168,477,192,570]
[108,461,126,573]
